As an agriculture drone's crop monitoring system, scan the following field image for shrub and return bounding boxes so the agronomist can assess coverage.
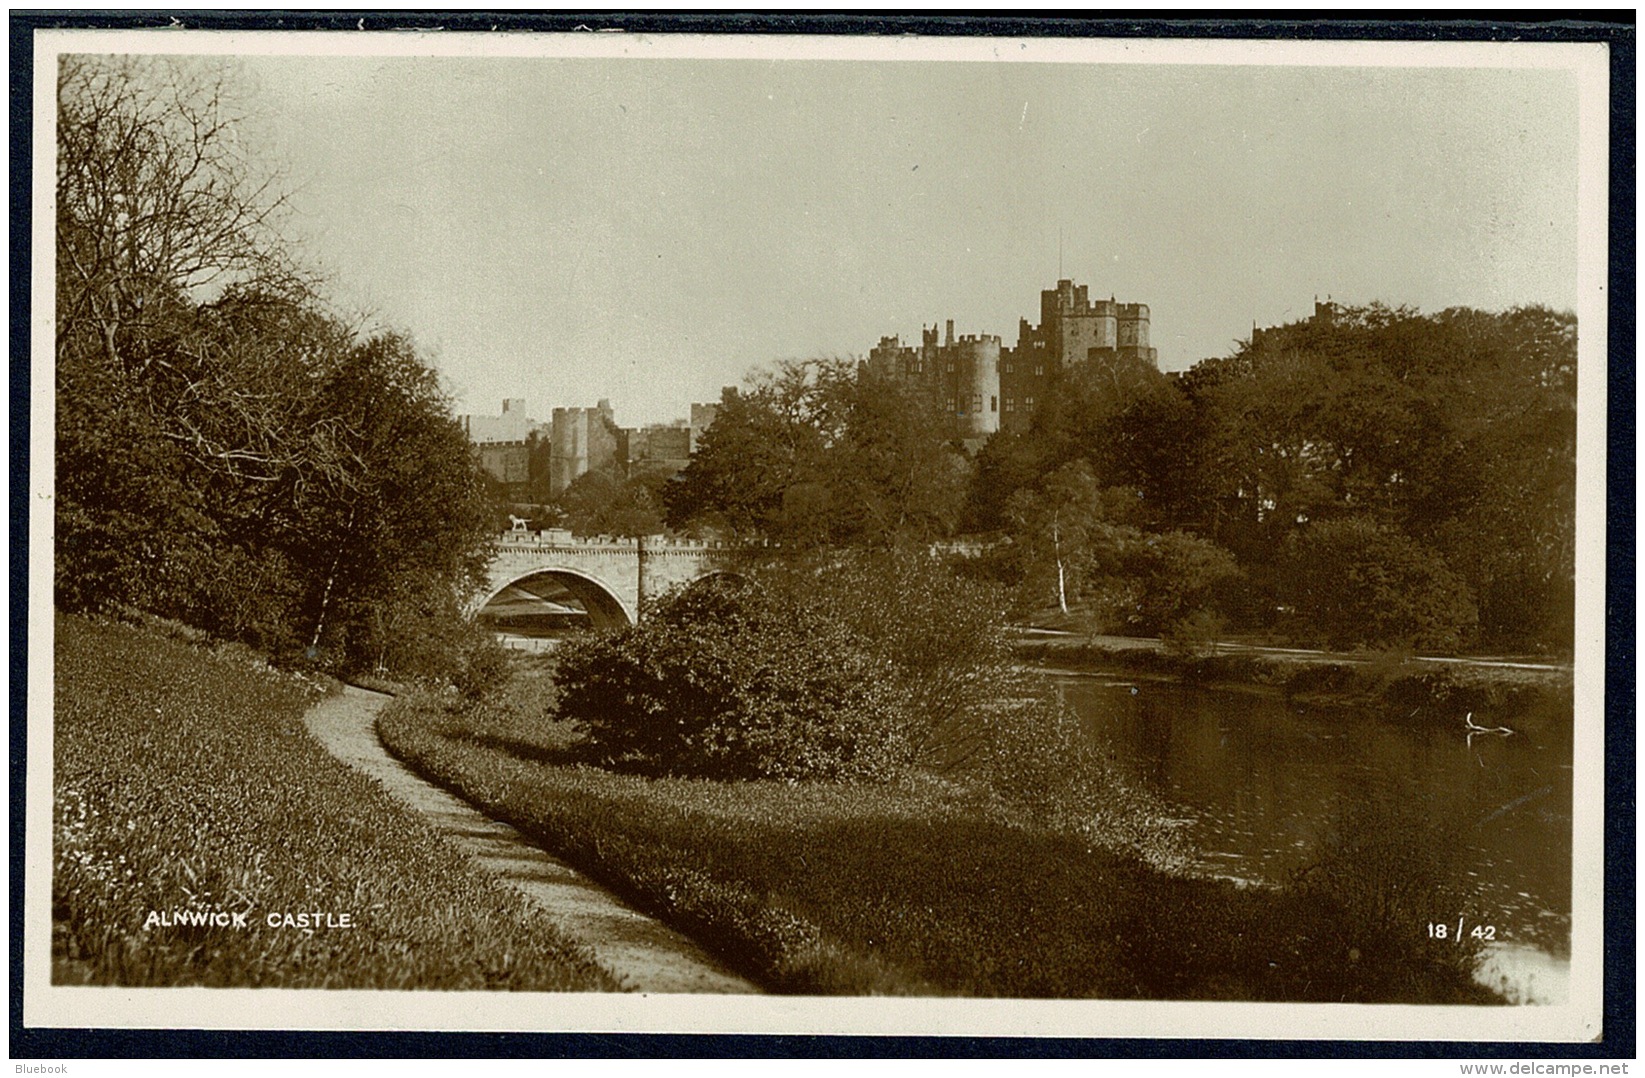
[1160,608,1227,658]
[759,547,1018,771]
[554,577,910,781]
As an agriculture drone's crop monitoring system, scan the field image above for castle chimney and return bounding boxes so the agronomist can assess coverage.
[945,319,955,346]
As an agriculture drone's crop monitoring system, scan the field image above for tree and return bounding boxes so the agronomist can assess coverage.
[664,372,832,541]
[665,359,968,546]
[1118,530,1242,637]
[57,55,303,381]
[825,369,969,545]
[1004,460,1107,615]
[965,428,1042,533]
[55,56,496,679]
[557,469,664,538]
[1286,518,1477,652]
[1104,302,1574,651]
[300,332,494,665]
[55,57,324,620]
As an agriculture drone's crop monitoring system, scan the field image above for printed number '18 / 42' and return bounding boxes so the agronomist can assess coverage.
[1428,920,1496,941]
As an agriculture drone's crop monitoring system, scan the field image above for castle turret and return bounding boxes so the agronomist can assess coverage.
[1117,303,1151,349]
[950,334,1001,439]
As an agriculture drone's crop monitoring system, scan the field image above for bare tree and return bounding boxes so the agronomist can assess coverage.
[55,56,356,497]
[57,55,304,368]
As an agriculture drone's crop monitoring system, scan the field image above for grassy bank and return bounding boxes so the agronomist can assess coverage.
[377,665,1500,1002]
[1013,639,1572,728]
[52,613,617,990]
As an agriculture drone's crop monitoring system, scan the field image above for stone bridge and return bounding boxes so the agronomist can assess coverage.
[476,530,735,627]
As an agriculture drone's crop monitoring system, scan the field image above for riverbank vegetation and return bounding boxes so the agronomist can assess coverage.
[53,612,616,990]
[1013,638,1573,728]
[378,562,1500,1003]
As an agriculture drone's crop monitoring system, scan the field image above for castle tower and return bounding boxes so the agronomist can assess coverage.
[948,334,1001,439]
[548,402,620,497]
[1117,303,1151,350]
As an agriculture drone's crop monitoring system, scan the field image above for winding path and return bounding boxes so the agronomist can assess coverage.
[303,685,757,995]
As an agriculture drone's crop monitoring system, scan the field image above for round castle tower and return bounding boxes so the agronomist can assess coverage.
[950,330,1001,439]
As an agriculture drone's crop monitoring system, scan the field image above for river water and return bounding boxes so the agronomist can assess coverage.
[1050,672,1574,1004]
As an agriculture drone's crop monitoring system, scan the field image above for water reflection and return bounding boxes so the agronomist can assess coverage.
[1054,675,1573,997]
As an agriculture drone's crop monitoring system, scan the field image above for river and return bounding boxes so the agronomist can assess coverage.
[1051,672,1574,1005]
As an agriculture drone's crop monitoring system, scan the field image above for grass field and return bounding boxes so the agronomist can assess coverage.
[52,613,618,990]
[378,662,1500,1002]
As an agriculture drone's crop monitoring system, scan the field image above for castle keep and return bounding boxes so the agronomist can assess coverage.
[865,279,1158,436]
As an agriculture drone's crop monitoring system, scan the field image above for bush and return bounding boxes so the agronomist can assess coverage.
[1286,518,1478,651]
[760,547,1018,771]
[554,577,910,781]
[1160,608,1227,658]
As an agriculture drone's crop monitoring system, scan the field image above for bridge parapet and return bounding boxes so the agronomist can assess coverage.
[480,532,734,625]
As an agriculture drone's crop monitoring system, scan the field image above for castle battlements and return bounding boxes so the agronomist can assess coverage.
[866,277,1158,437]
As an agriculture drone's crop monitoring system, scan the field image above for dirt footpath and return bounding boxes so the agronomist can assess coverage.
[304,685,757,995]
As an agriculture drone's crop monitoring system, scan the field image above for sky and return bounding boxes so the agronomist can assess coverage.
[206,41,1584,427]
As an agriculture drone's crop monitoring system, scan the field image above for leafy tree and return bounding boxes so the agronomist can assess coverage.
[966,355,1161,534]
[300,332,494,665]
[1285,517,1477,652]
[1004,460,1108,615]
[55,56,307,620]
[1103,303,1574,651]
[965,429,1042,533]
[1117,530,1242,637]
[665,359,968,546]
[826,369,969,545]
[663,372,831,541]
[55,56,496,680]
[557,469,664,538]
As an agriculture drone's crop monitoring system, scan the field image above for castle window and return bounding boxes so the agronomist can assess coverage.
[972,394,983,414]
[1004,398,1015,413]
[946,363,954,373]
[990,395,997,413]
[1035,364,1044,376]
[1004,363,1013,374]
[1025,396,1035,408]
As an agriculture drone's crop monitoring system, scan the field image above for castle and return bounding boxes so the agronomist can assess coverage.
[461,278,1157,492]
[866,278,1157,437]
[461,397,723,501]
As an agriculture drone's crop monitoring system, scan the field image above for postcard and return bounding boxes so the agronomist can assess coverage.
[24,23,1611,1044]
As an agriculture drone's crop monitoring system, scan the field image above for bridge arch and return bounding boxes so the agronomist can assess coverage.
[473,567,635,631]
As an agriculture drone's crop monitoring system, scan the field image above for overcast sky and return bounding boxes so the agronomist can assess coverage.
[215,42,1583,427]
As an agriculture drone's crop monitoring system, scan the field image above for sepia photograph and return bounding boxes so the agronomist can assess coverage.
[23,21,1613,1046]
